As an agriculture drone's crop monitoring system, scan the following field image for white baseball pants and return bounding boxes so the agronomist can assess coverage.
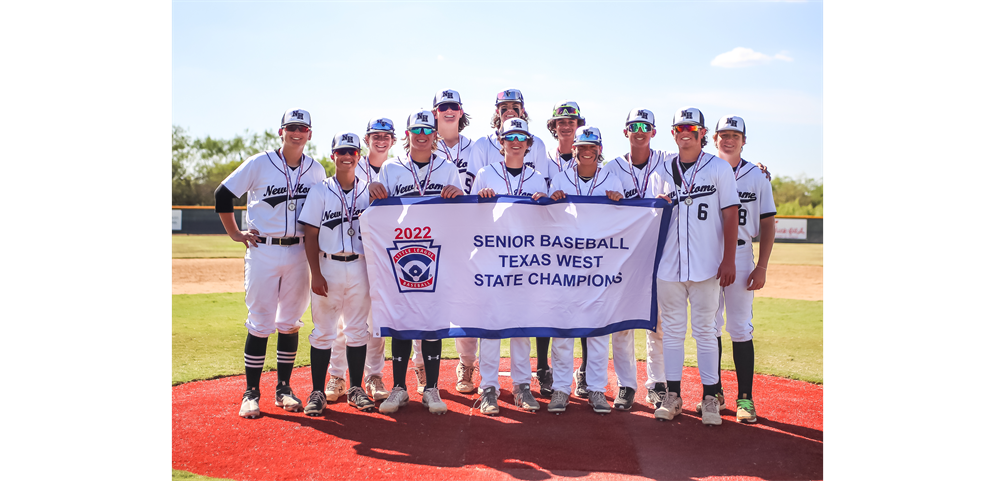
[584,335,609,393]
[713,244,756,342]
[243,242,309,337]
[652,278,722,386]
[550,338,575,394]
[478,337,531,390]
[610,330,638,389]
[308,256,370,350]
[327,317,386,382]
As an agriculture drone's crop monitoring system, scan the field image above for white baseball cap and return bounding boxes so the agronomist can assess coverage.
[500,118,531,136]
[406,109,437,130]
[365,117,395,135]
[573,127,603,146]
[281,108,311,127]
[494,88,525,107]
[672,107,705,127]
[716,115,746,135]
[626,108,656,127]
[433,89,462,107]
[331,132,362,151]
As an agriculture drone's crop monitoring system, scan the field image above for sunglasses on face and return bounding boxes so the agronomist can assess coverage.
[553,105,578,116]
[335,148,358,156]
[409,127,436,135]
[284,125,310,133]
[672,124,702,133]
[502,133,529,142]
[627,122,653,133]
[436,103,461,112]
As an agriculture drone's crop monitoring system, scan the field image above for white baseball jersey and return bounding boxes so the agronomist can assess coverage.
[549,166,623,197]
[434,134,474,194]
[356,155,394,186]
[650,153,740,283]
[730,159,777,242]
[220,150,325,238]
[537,145,576,186]
[603,150,675,200]
[466,132,547,186]
[469,163,548,197]
[297,176,372,256]
[379,153,461,197]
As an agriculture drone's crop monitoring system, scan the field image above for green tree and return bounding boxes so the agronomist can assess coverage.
[771,175,823,216]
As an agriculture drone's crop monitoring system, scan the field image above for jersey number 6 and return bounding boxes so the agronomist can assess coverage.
[697,203,708,221]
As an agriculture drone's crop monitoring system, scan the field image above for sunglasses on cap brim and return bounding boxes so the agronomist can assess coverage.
[369,120,394,131]
[553,105,579,116]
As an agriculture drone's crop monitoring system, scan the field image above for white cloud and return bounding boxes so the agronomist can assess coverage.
[711,47,793,68]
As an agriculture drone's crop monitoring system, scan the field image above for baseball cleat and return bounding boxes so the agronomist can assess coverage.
[613,386,635,411]
[324,376,347,402]
[588,391,612,414]
[696,391,726,414]
[421,387,447,414]
[379,386,409,414]
[239,388,261,419]
[512,383,539,411]
[548,390,569,414]
[534,367,553,397]
[700,395,722,426]
[410,365,427,394]
[736,398,758,423]
[304,390,326,417]
[645,382,667,404]
[573,369,589,398]
[347,386,376,412]
[275,381,303,412]
[654,392,683,421]
[455,362,477,394]
[365,375,389,401]
[479,386,500,416]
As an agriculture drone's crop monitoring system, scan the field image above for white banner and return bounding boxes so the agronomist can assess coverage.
[172,210,182,230]
[774,218,807,240]
[360,196,672,340]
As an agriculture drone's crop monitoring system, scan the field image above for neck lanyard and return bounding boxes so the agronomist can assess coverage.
[441,137,462,167]
[500,162,527,196]
[277,148,304,211]
[333,177,359,237]
[678,151,705,206]
[550,148,575,173]
[626,152,656,198]
[734,159,746,180]
[573,165,600,196]
[408,155,434,196]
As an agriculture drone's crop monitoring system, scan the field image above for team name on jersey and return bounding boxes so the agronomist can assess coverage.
[392,182,447,196]
[739,191,757,203]
[623,187,639,199]
[320,207,365,223]
[264,184,310,197]
[688,184,716,196]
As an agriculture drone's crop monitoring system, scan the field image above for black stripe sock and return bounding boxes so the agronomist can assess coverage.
[346,344,368,389]
[579,337,588,372]
[732,340,755,400]
[310,346,331,392]
[391,339,412,389]
[422,340,442,389]
[668,380,681,397]
[703,382,721,399]
[244,333,268,390]
[276,332,298,384]
[536,337,550,370]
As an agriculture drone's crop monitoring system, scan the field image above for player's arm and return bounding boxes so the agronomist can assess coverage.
[215,185,259,247]
[718,205,739,287]
[303,224,328,296]
[747,215,775,290]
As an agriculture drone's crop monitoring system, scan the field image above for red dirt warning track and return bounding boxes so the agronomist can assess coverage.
[173,360,822,480]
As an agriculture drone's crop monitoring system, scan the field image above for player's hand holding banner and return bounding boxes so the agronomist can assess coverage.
[360,195,672,340]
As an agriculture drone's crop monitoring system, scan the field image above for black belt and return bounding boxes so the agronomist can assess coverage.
[258,237,301,246]
[737,239,746,246]
[322,253,359,262]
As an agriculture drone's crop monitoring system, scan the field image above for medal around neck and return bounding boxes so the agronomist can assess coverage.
[684,196,693,206]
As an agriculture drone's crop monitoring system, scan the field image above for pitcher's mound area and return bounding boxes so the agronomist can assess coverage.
[173,360,822,480]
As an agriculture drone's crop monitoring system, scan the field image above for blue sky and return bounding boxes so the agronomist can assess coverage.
[173,0,823,179]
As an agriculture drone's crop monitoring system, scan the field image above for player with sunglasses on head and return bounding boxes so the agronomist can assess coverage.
[324,117,397,405]
[647,107,740,426]
[695,115,775,424]
[469,118,549,415]
[369,109,463,415]
[465,89,548,189]
[298,132,376,416]
[546,127,624,415]
[215,109,326,418]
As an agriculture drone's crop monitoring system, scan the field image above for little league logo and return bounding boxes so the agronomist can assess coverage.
[386,239,442,293]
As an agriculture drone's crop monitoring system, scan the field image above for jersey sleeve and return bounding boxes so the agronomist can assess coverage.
[444,160,461,188]
[469,167,489,195]
[465,138,488,186]
[297,182,324,228]
[605,171,624,194]
[219,154,259,198]
[715,160,741,210]
[758,173,777,217]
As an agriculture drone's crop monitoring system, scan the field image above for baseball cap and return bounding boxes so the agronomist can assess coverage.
[331,132,362,151]
[672,107,705,127]
[573,127,603,146]
[500,118,531,136]
[626,108,656,127]
[550,100,583,120]
[716,115,746,135]
[406,109,437,130]
[433,89,462,107]
[494,88,525,106]
[281,108,311,127]
[365,117,395,135]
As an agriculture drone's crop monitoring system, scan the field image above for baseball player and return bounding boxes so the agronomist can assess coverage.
[298,132,376,416]
[324,118,397,404]
[369,109,463,415]
[547,127,624,415]
[215,108,326,419]
[469,118,549,415]
[465,89,548,187]
[694,115,775,424]
[601,108,677,411]
[647,107,740,426]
